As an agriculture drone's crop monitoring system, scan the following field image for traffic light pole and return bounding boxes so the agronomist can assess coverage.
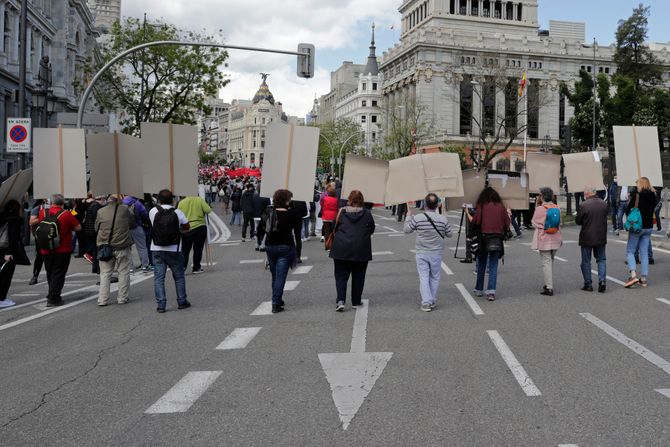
[76,40,314,129]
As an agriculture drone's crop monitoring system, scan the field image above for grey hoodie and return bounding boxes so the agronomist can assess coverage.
[404,211,453,253]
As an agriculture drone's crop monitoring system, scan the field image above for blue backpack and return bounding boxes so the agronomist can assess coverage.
[543,204,560,234]
[625,194,642,233]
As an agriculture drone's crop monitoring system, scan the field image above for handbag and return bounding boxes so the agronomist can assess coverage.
[484,234,504,253]
[97,204,119,262]
[325,209,343,250]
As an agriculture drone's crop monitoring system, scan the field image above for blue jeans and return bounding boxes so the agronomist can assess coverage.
[581,245,606,286]
[616,202,628,230]
[153,251,188,309]
[627,228,652,277]
[265,245,295,305]
[416,252,443,305]
[230,211,241,225]
[475,250,501,295]
[302,217,310,239]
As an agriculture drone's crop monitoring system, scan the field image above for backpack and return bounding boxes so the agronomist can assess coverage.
[625,194,643,233]
[261,206,280,236]
[151,207,181,247]
[543,204,561,234]
[35,210,66,250]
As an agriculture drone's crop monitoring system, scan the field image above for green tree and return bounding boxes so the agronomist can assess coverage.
[613,3,662,88]
[80,17,229,136]
[440,144,468,169]
[318,118,363,173]
[561,69,599,149]
[384,100,433,159]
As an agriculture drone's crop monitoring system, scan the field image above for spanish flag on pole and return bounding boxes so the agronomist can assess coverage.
[518,71,527,97]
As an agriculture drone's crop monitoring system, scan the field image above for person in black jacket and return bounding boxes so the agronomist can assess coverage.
[624,177,657,288]
[0,200,29,307]
[230,187,242,226]
[329,190,375,311]
[291,200,308,264]
[253,191,271,251]
[240,184,256,241]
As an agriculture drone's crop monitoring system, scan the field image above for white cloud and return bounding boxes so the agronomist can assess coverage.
[122,0,399,117]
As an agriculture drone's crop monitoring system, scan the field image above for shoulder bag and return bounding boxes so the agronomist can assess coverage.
[325,209,343,250]
[97,204,119,262]
[422,213,445,239]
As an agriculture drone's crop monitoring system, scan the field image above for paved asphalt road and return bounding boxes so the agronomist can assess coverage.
[1,208,669,446]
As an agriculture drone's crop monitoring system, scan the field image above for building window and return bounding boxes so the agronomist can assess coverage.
[250,153,255,164]
[262,117,266,124]
[605,67,610,74]
[254,117,257,124]
[253,140,256,148]
[362,100,367,107]
[362,83,367,91]
[373,83,378,90]
[505,78,518,138]
[252,130,256,137]
[517,2,523,20]
[261,130,265,138]
[459,76,473,136]
[371,115,377,123]
[372,100,378,107]
[527,80,539,139]
[587,66,592,73]
[372,132,376,141]
[361,115,367,123]
[261,140,265,148]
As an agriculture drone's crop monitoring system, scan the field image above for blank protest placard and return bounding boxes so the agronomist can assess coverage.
[385,155,427,205]
[260,123,320,202]
[563,152,604,193]
[447,169,486,211]
[141,123,198,197]
[488,172,529,210]
[421,152,464,198]
[88,133,144,198]
[526,153,561,193]
[33,128,87,199]
[341,155,389,204]
[613,126,663,187]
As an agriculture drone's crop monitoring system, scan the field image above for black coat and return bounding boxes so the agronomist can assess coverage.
[240,190,256,214]
[231,190,242,212]
[0,213,30,265]
[576,197,609,247]
[253,195,271,218]
[329,207,375,262]
[626,189,657,229]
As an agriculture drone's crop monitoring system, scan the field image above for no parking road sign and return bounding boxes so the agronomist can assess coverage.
[7,118,31,153]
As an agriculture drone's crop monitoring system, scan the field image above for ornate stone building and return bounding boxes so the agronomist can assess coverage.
[379,0,670,164]
[86,0,121,33]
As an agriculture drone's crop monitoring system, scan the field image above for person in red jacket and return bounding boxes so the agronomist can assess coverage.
[29,194,81,307]
[320,183,339,249]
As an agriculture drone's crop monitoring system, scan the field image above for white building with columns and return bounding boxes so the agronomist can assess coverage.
[380,0,670,166]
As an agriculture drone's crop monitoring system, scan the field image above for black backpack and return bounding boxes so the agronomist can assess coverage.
[35,210,66,250]
[261,206,280,235]
[151,207,181,247]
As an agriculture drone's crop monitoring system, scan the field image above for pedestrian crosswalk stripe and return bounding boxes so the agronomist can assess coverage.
[487,330,542,397]
[250,302,272,315]
[216,328,262,350]
[292,266,313,275]
[284,281,300,291]
[656,389,670,399]
[145,371,222,414]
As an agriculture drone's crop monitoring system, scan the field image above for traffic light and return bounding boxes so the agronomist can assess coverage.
[297,43,315,79]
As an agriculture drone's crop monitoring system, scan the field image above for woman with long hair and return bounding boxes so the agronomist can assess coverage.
[624,177,657,288]
[466,186,510,302]
[531,187,563,296]
[329,190,375,311]
[0,200,28,308]
[320,183,339,248]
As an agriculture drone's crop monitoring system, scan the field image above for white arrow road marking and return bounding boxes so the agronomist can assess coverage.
[145,371,222,414]
[319,299,393,430]
[292,265,313,275]
[250,302,272,316]
[216,327,262,350]
[455,283,485,316]
[656,389,670,399]
[207,212,231,243]
[580,313,670,376]
[487,330,542,397]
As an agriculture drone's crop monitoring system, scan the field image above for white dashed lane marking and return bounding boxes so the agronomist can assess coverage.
[441,262,454,275]
[216,328,262,350]
[372,251,394,256]
[240,259,264,264]
[145,371,222,414]
[250,302,273,316]
[284,281,300,291]
[487,330,542,397]
[454,283,484,316]
[656,298,670,307]
[292,266,313,275]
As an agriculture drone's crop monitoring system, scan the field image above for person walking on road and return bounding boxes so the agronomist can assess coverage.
[624,177,657,288]
[95,196,134,306]
[150,189,191,313]
[253,191,271,251]
[576,186,609,293]
[230,187,242,226]
[30,194,81,307]
[260,189,302,314]
[82,196,107,274]
[330,190,376,311]
[0,200,30,308]
[404,193,453,312]
[122,195,151,272]
[467,187,510,302]
[28,199,46,285]
[291,199,308,263]
[320,184,339,247]
[177,195,212,274]
[240,184,256,241]
[531,187,563,296]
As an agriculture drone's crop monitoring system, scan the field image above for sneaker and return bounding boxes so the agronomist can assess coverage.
[83,253,94,264]
[486,294,496,301]
[141,265,152,272]
[581,285,593,292]
[117,299,129,305]
[97,302,108,307]
[640,277,648,288]
[156,307,166,313]
[598,282,606,293]
[429,303,437,309]
[460,258,473,264]
[336,302,345,312]
[28,276,38,285]
[255,245,260,251]
[540,288,554,296]
[0,299,16,308]
[46,300,64,307]
[472,289,484,297]
[649,258,655,265]
[352,302,363,309]
[624,275,639,288]
[420,303,432,312]
[192,268,205,274]
[272,304,284,314]
[177,301,191,310]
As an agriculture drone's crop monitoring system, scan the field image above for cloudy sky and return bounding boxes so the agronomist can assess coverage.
[121,0,670,118]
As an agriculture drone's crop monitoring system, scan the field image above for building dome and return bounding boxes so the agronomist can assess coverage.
[252,75,275,105]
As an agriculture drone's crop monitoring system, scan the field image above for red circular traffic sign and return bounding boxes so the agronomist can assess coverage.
[9,125,28,143]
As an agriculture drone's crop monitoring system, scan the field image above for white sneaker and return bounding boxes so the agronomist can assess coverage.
[320,236,325,242]
[0,299,16,308]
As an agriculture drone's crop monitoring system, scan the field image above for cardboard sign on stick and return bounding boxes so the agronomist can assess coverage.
[260,122,320,202]
[385,155,428,205]
[0,169,33,208]
[88,133,144,198]
[33,127,87,199]
[488,171,529,210]
[563,152,604,193]
[141,123,198,196]
[341,155,389,204]
[613,126,663,187]
[526,152,561,193]
[447,169,487,211]
[421,153,464,198]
